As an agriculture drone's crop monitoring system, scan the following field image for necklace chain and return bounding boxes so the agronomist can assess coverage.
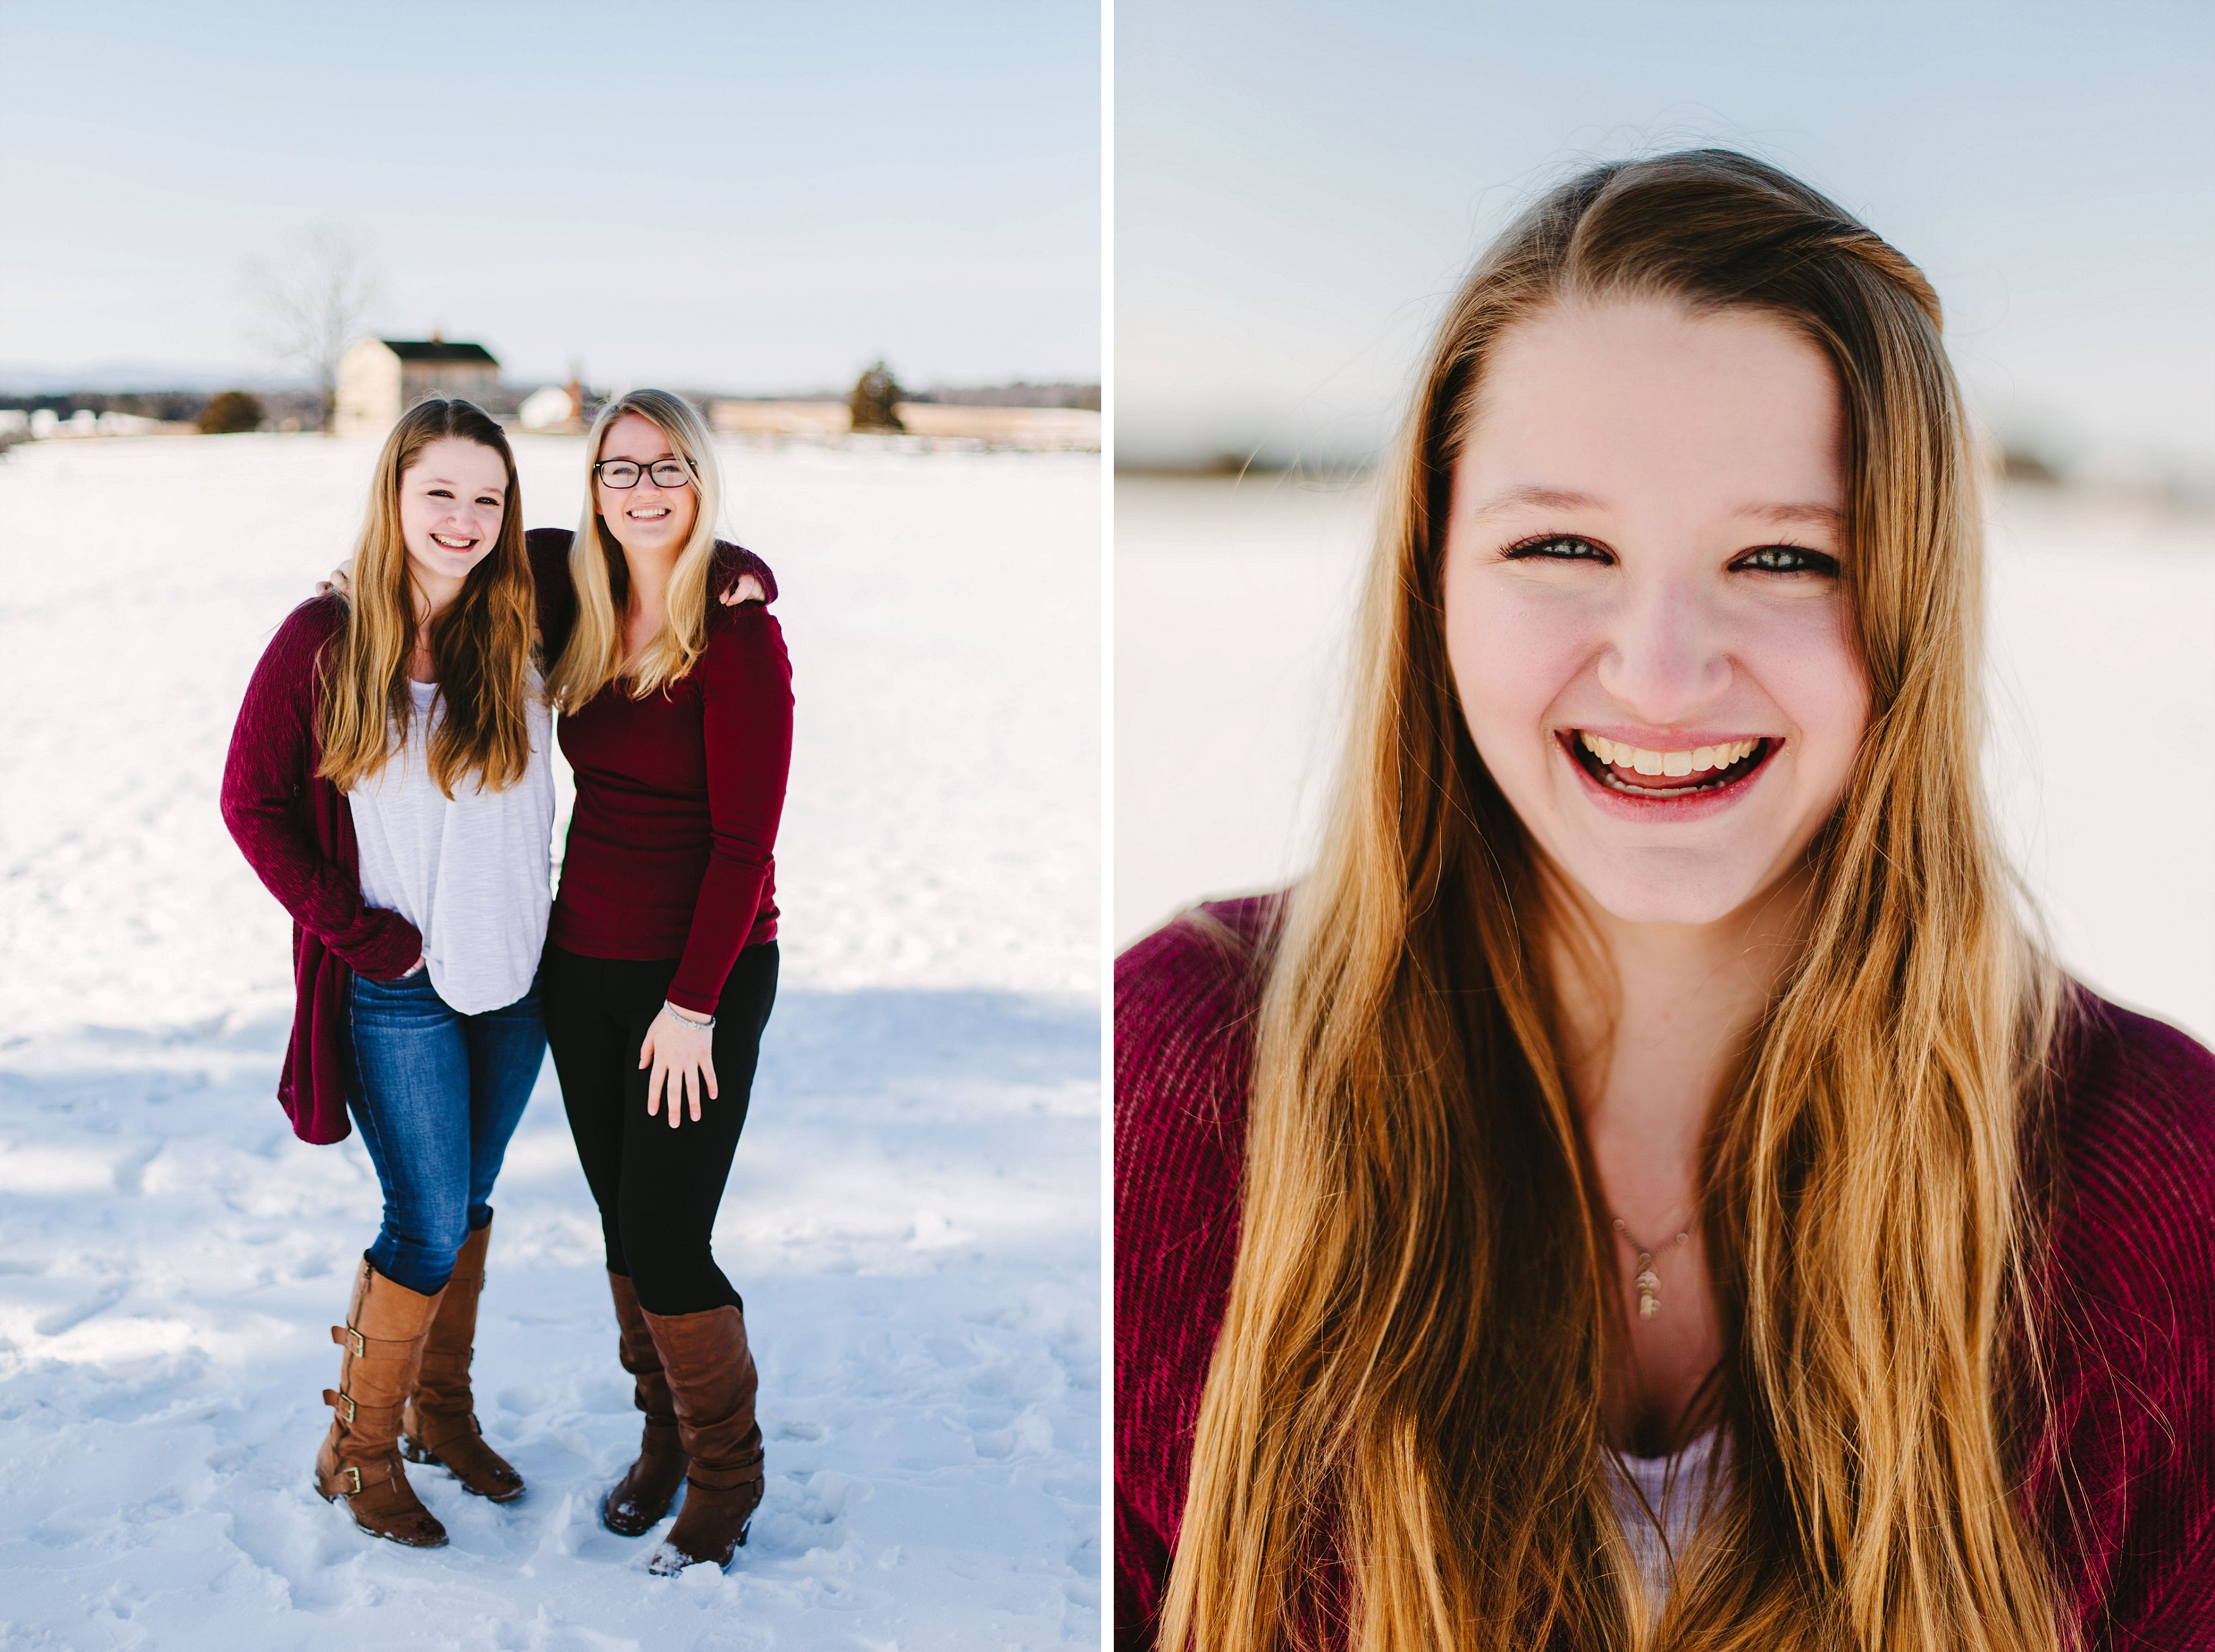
[1612,1216,1692,1320]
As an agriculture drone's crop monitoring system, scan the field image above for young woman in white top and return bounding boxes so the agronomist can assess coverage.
[225,397,549,1546]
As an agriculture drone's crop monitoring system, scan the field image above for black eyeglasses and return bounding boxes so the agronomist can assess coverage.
[594,458,696,489]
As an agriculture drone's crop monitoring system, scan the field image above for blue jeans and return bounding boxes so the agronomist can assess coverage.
[343,967,546,1295]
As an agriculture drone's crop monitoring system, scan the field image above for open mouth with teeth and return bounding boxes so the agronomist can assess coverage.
[428,533,479,551]
[1564,730,1776,800]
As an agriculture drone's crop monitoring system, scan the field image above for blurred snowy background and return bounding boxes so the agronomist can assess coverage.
[1116,1,2214,1043]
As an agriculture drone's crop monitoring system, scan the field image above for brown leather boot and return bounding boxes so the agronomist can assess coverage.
[315,1257,449,1547]
[400,1220,525,1503]
[641,1301,766,1574]
[602,1270,689,1536]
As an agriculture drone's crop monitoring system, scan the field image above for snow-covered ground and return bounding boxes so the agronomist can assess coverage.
[0,434,1101,1648]
[1117,472,2215,1044]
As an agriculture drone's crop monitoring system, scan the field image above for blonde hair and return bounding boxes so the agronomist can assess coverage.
[544,389,727,708]
[1163,151,2066,1652]
[317,398,536,797]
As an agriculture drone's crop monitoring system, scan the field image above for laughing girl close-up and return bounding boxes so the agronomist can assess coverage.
[1114,151,2215,1650]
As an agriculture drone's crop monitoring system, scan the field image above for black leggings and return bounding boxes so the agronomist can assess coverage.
[542,941,779,1317]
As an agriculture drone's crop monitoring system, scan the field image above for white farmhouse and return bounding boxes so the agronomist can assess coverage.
[520,384,579,431]
[335,335,501,437]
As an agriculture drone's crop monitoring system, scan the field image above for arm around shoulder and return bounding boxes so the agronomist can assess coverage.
[525,528,578,650]
[714,541,777,605]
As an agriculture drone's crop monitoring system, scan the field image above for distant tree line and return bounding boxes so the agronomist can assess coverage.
[908,382,1101,411]
[0,388,327,430]
[0,375,1105,435]
[0,391,208,422]
[710,379,1101,413]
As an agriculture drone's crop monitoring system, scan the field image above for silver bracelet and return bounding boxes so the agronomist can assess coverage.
[662,1000,716,1031]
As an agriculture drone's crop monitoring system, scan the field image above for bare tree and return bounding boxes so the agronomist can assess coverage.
[242,225,382,435]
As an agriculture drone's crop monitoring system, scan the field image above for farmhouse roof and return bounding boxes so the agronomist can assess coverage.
[377,339,499,365]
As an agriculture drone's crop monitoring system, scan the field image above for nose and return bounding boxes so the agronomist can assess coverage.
[1593,572,1731,724]
[438,501,494,538]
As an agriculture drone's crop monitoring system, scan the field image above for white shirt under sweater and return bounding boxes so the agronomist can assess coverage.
[349,675,554,1015]
[1607,1427,1725,1609]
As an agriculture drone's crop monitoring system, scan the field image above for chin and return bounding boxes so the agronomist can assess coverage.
[1556,844,1778,928]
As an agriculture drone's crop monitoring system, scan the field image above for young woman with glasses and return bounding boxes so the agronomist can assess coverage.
[532,389,793,1576]
[1115,152,2215,1649]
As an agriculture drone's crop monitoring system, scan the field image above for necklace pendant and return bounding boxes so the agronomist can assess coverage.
[1635,1268,1661,1318]
[1614,1220,1687,1323]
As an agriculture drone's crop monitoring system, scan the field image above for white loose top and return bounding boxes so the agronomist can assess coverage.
[349,674,554,1015]
[1607,1427,1726,1608]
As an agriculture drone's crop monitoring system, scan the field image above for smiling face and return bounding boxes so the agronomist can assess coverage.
[594,411,699,563]
[396,436,509,602]
[1441,297,1870,927]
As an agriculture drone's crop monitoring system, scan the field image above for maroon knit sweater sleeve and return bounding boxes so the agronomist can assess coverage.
[523,527,778,656]
[665,603,794,1015]
[219,599,421,978]
[1113,896,1278,1652]
[2030,995,2215,1647]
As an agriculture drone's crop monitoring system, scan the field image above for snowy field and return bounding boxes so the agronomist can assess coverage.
[0,434,1101,1649]
[1118,472,2215,1045]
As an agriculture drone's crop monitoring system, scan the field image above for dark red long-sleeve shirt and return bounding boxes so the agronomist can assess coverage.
[528,530,792,1014]
[1115,896,2215,1649]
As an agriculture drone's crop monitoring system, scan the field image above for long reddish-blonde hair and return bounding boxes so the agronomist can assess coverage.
[318,397,536,796]
[1163,150,2066,1652]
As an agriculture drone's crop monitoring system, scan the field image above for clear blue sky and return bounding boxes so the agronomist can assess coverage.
[0,1,1099,392]
[1118,0,2215,479]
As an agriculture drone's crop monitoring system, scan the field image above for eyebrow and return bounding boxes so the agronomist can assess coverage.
[1740,501,1842,528]
[1467,485,1840,528]
[420,475,505,494]
[1466,484,1604,518]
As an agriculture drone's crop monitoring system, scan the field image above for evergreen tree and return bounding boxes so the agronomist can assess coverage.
[848,361,906,432]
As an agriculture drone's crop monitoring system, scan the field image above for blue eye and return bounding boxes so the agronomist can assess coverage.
[1735,544,1839,575]
[1504,534,1611,563]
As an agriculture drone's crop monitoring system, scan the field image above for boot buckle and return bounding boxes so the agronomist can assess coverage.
[342,1465,362,1495]
[335,1391,357,1424]
[331,1325,366,1356]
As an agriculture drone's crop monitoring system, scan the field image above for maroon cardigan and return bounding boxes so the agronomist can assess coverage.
[1115,896,2215,1649]
[220,541,778,1144]
[219,597,421,1145]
